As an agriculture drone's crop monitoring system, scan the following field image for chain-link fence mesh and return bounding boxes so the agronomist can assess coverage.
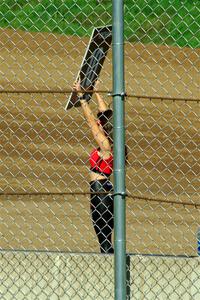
[0,0,199,299]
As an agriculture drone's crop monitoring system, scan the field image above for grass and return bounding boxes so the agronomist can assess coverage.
[0,0,199,48]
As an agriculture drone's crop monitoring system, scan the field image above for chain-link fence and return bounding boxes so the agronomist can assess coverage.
[0,1,199,299]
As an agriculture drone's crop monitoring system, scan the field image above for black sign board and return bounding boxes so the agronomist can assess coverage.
[65,25,112,110]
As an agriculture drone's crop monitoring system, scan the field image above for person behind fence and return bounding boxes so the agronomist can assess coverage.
[73,80,114,254]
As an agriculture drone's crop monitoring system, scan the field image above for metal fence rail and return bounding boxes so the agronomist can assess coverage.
[0,0,199,299]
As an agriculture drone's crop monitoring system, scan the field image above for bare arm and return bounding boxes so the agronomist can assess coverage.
[94,80,109,112]
[73,80,111,152]
[95,92,108,112]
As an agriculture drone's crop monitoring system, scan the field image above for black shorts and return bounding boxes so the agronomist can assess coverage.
[90,179,113,195]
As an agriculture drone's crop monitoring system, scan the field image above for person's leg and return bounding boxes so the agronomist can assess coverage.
[90,180,114,253]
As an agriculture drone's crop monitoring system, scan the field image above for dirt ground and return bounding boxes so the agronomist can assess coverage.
[0,29,199,256]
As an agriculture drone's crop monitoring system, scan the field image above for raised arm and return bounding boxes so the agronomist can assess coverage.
[95,92,108,112]
[73,81,111,152]
[94,80,109,112]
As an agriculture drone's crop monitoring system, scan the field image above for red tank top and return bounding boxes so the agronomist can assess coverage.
[89,148,113,176]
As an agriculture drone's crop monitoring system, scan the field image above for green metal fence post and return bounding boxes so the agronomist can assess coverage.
[112,0,126,299]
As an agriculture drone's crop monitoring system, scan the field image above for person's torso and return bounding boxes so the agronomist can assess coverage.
[89,148,113,177]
